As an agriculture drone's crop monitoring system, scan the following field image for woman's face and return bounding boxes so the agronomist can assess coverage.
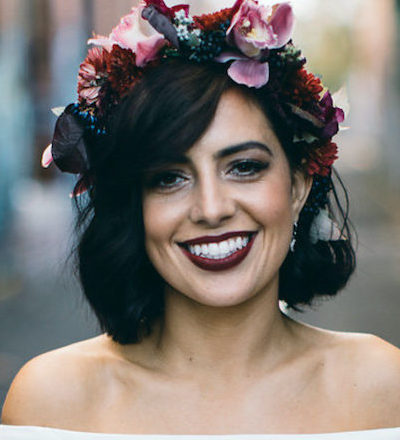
[142,89,311,307]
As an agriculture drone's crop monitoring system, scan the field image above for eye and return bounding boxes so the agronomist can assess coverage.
[228,159,269,177]
[148,170,188,190]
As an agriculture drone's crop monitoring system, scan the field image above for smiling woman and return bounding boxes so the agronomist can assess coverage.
[1,0,400,438]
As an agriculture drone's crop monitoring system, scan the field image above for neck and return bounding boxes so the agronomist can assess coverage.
[151,277,295,379]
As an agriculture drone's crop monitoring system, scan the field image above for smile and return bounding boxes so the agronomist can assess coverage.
[179,231,257,271]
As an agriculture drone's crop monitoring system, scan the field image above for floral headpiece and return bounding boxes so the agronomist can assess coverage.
[41,0,345,241]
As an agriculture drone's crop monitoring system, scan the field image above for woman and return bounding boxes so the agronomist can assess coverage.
[1,0,400,438]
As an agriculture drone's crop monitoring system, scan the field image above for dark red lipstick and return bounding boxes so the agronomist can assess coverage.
[179,231,257,271]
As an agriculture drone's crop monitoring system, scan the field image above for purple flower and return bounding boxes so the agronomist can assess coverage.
[318,91,345,139]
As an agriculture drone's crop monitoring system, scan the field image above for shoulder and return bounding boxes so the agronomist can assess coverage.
[1,335,111,427]
[323,330,400,425]
[331,332,400,383]
[291,319,400,425]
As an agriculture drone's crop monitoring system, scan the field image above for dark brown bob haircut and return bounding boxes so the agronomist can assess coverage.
[72,58,356,344]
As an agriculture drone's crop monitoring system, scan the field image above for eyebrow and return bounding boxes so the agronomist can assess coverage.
[213,141,274,160]
[150,141,274,169]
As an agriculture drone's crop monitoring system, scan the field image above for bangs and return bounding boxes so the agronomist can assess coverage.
[103,59,233,184]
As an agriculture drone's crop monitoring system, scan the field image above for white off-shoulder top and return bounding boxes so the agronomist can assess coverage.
[1,426,400,439]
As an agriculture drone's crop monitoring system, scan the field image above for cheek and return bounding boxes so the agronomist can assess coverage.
[142,193,185,256]
[242,169,293,227]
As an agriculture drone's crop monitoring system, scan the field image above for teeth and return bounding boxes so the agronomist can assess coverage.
[209,243,219,257]
[186,234,252,260]
[219,241,229,254]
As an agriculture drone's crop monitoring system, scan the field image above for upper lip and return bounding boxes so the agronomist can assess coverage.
[179,231,256,246]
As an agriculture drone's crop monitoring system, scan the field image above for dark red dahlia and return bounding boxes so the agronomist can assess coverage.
[105,45,144,98]
[307,141,338,176]
[193,8,234,31]
[287,67,324,107]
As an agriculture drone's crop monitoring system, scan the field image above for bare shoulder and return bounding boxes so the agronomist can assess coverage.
[335,332,400,424]
[1,335,110,427]
[299,322,400,425]
[329,331,400,385]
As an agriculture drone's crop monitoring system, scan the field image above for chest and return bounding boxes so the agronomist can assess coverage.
[84,368,368,434]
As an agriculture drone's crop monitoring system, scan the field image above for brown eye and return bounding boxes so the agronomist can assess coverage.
[150,171,187,190]
[229,160,269,177]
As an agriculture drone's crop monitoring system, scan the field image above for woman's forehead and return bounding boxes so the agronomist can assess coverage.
[187,89,281,158]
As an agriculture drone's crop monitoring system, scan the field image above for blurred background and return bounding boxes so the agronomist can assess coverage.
[0,0,399,409]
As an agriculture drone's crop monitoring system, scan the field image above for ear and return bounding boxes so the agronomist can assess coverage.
[291,169,313,222]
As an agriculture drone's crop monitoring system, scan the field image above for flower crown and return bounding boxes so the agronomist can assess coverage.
[41,0,345,241]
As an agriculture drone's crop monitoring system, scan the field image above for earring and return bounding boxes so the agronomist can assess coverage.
[290,221,298,252]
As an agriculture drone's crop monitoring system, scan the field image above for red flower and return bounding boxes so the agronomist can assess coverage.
[144,0,189,19]
[287,67,324,106]
[105,45,144,98]
[193,8,234,31]
[307,141,338,176]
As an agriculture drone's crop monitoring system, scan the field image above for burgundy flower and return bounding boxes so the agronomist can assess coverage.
[105,45,144,98]
[193,8,234,32]
[287,67,324,107]
[307,141,338,176]
[318,91,345,139]
[143,0,189,19]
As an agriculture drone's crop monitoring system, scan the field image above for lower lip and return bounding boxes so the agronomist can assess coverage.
[180,234,257,272]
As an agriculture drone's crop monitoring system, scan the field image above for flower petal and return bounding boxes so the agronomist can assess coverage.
[135,34,166,66]
[51,104,89,174]
[214,50,247,63]
[41,144,53,168]
[170,4,190,17]
[227,59,269,88]
[109,6,147,51]
[269,2,294,48]
[320,91,333,107]
[87,34,114,52]
[90,3,166,65]
[335,107,345,124]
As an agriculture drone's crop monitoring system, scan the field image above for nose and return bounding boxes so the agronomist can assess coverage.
[189,173,236,227]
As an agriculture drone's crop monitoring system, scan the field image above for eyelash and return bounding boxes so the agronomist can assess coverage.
[228,159,269,177]
[149,160,269,191]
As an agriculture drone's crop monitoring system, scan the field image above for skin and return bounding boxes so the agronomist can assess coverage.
[2,89,400,434]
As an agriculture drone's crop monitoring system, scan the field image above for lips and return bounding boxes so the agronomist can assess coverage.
[178,231,257,271]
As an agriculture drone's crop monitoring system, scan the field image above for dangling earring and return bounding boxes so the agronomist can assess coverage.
[290,221,298,252]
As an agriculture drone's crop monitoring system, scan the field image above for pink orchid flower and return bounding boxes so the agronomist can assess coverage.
[217,1,294,88]
[228,1,294,57]
[88,1,166,67]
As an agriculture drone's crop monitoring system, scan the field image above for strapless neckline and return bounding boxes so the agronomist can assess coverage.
[1,425,400,439]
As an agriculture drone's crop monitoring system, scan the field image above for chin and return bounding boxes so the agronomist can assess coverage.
[166,266,276,309]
